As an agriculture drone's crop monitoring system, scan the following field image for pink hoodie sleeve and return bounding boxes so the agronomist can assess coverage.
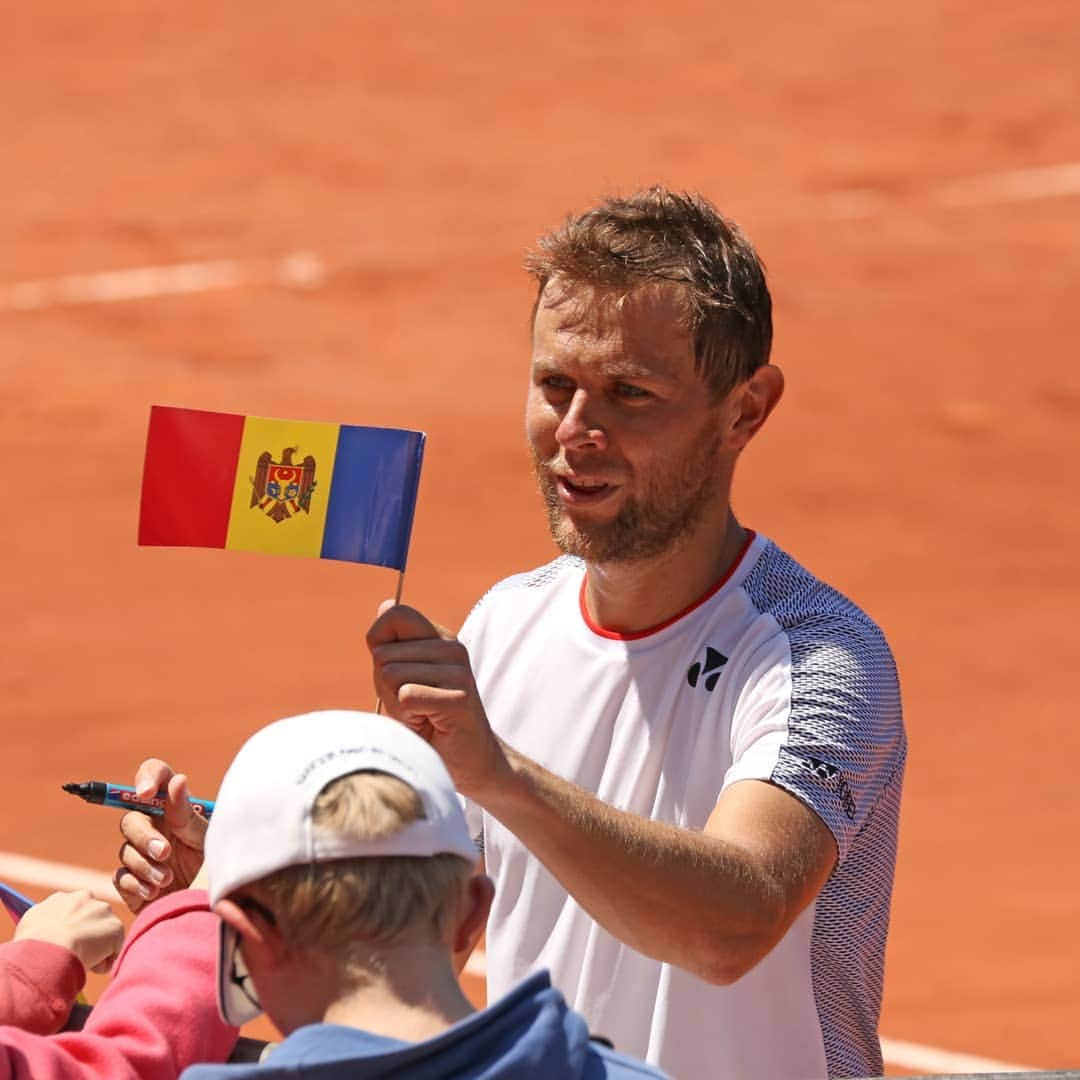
[0,941,85,1034]
[0,889,238,1080]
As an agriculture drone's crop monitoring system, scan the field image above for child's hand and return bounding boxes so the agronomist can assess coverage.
[15,890,125,973]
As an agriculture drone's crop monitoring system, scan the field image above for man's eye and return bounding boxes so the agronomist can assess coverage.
[540,375,574,392]
[614,382,650,399]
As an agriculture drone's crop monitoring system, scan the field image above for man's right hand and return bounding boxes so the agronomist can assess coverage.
[114,759,208,913]
[367,602,512,802]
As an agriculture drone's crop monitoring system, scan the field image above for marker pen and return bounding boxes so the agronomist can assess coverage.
[62,781,215,818]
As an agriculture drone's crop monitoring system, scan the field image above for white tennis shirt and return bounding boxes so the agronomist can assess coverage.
[460,533,905,1079]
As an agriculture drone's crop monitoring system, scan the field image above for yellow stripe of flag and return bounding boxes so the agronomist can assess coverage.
[225,416,341,558]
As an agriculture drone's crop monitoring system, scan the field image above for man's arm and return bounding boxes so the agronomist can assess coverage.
[489,749,834,983]
[368,604,837,985]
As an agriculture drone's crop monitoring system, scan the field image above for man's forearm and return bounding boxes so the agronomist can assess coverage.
[474,740,790,985]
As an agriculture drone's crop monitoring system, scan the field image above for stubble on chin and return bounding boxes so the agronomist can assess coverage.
[534,462,675,564]
[535,463,602,560]
[532,426,722,565]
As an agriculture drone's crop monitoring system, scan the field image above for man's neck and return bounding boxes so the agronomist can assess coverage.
[583,512,749,636]
[317,945,475,1043]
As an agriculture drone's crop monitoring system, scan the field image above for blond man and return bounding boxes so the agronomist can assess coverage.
[367,188,906,1079]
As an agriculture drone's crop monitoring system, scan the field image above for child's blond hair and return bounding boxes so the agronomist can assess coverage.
[247,770,473,954]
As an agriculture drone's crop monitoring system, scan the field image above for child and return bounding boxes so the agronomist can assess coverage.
[1,889,122,1034]
[178,710,667,1079]
[0,868,236,1077]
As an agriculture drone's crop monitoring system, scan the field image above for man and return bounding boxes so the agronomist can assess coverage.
[144,709,660,1079]
[366,188,906,1079]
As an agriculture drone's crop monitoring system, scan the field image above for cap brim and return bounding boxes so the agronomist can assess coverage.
[217,921,264,1027]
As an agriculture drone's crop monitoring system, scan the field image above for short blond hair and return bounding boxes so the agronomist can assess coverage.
[246,771,472,953]
[526,187,772,400]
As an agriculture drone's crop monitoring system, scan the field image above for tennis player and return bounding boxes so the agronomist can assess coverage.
[367,188,907,1079]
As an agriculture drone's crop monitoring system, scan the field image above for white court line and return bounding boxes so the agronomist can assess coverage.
[0,850,1042,1073]
[805,159,1080,221]
[879,1035,1037,1075]
[0,851,117,901]
[934,160,1080,207]
[1,160,1079,313]
[0,251,325,312]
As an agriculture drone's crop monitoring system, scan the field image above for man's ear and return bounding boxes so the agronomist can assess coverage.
[451,873,495,973]
[215,897,287,967]
[725,363,784,451]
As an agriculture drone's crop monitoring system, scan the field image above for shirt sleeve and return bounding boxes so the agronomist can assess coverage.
[0,890,238,1080]
[0,941,84,1035]
[456,615,486,851]
[723,615,905,865]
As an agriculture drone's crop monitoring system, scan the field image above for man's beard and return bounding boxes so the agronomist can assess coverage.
[532,425,723,564]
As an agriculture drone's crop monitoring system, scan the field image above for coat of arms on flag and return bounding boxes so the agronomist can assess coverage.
[250,448,316,522]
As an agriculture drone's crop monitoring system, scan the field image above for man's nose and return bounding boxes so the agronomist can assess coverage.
[555,390,608,451]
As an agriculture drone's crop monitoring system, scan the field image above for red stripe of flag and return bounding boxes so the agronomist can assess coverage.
[138,407,246,549]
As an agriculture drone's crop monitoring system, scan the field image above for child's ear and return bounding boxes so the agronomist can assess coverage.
[452,873,495,971]
[215,897,287,966]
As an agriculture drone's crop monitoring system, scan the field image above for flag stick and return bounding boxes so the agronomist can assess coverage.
[374,570,407,715]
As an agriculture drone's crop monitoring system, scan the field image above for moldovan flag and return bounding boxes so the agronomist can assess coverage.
[139,406,425,571]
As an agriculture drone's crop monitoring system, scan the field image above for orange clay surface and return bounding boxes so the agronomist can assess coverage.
[2,2,1079,1071]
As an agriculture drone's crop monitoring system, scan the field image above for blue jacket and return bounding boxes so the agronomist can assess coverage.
[182,971,665,1079]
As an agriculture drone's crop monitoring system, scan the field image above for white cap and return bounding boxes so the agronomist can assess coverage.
[204,709,478,1025]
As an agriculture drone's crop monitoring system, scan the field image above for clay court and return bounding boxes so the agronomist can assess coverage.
[2,2,1079,1073]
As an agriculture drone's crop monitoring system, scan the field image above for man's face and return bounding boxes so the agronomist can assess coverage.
[526,282,730,564]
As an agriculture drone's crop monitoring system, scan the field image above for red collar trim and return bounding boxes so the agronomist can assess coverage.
[579,530,757,641]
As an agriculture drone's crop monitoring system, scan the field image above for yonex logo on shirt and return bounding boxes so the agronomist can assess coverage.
[808,757,857,820]
[808,757,839,781]
[687,646,728,691]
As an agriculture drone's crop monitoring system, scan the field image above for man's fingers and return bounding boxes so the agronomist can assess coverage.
[376,661,473,699]
[119,809,171,861]
[133,758,175,800]
[371,637,470,669]
[367,603,455,649]
[393,684,476,737]
[398,715,437,743]
[116,837,170,907]
[162,774,209,849]
[113,867,152,913]
[119,839,173,891]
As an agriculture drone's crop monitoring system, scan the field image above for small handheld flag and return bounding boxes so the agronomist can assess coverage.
[139,406,425,571]
[0,881,34,923]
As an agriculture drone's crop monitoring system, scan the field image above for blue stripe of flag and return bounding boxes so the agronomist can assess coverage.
[321,426,426,571]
